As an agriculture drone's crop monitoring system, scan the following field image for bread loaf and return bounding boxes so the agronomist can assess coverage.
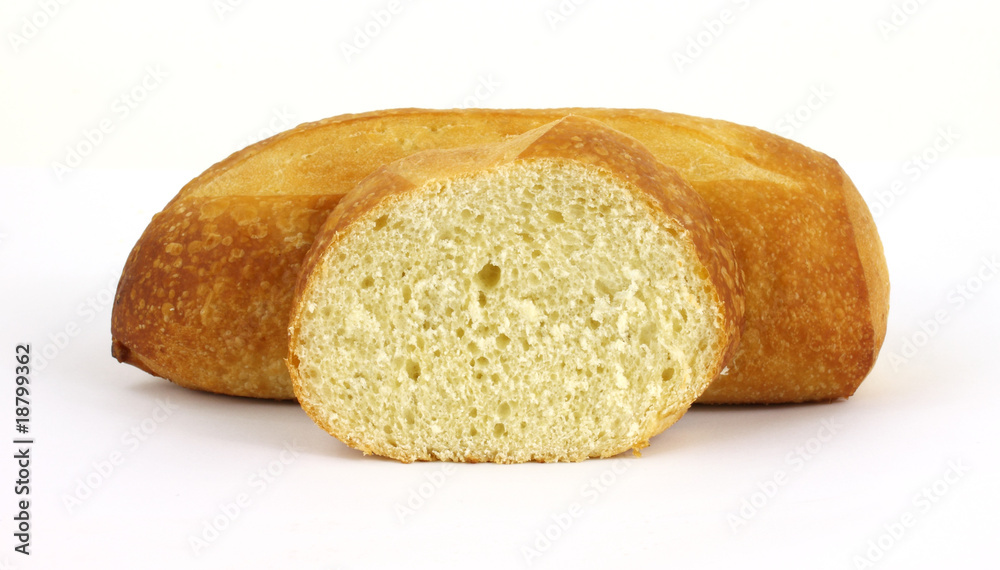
[287,116,743,462]
[112,108,889,404]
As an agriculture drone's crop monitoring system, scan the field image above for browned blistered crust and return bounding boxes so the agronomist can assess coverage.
[113,108,888,404]
[112,195,338,398]
[288,116,743,461]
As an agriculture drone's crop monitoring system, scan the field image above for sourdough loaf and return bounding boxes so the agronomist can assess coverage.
[287,116,742,462]
[112,108,889,404]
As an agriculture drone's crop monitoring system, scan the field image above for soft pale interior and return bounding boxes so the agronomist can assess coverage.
[294,160,722,462]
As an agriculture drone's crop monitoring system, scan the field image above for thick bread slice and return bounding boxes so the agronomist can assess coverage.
[112,108,889,403]
[287,116,743,462]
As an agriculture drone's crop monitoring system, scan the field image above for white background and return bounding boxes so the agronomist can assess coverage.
[2,0,999,568]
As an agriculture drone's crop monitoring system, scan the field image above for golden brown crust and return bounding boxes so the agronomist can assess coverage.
[112,195,338,398]
[691,145,889,403]
[842,173,890,369]
[113,108,888,404]
[288,116,743,461]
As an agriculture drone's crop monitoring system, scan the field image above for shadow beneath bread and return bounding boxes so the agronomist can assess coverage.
[126,377,364,461]
[635,358,905,460]
[633,398,852,460]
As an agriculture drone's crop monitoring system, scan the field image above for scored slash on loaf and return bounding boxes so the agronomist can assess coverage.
[286,116,744,462]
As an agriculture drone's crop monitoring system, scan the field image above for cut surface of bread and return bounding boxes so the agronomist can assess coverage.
[112,108,888,404]
[287,116,743,462]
